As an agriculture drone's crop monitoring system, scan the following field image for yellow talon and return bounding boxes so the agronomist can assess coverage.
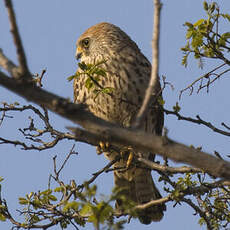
[127,152,134,168]
[105,142,110,148]
[96,146,103,155]
[99,141,105,149]
[96,141,110,155]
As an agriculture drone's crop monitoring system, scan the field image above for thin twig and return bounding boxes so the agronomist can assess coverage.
[57,144,77,176]
[78,155,121,189]
[179,63,226,99]
[135,195,171,210]
[164,109,230,137]
[4,0,29,77]
[133,0,162,128]
[138,157,202,174]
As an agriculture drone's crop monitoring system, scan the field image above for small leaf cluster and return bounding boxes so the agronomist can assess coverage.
[165,173,197,201]
[172,102,181,113]
[15,182,130,229]
[68,60,114,97]
[181,1,230,67]
[0,177,7,222]
[198,186,230,230]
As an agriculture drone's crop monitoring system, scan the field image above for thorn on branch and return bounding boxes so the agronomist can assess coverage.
[33,69,47,87]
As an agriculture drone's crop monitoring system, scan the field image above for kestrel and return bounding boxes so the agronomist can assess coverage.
[74,22,166,224]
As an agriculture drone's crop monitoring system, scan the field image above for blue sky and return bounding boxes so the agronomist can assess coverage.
[0,0,230,229]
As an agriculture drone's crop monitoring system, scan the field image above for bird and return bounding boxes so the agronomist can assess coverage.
[73,22,166,224]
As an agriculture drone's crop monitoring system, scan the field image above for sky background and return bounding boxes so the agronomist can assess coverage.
[0,0,230,229]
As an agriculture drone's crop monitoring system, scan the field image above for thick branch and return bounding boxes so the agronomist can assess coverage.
[70,127,230,180]
[133,0,162,128]
[1,71,230,180]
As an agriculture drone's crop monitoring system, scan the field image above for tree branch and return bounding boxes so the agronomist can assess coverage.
[69,127,230,180]
[164,108,230,137]
[4,0,29,78]
[138,157,202,174]
[0,49,21,77]
[133,0,162,128]
[1,70,230,180]
[135,196,171,210]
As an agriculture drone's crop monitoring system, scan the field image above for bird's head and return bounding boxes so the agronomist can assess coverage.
[75,22,139,62]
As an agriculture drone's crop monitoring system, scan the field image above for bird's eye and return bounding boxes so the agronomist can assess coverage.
[82,38,90,48]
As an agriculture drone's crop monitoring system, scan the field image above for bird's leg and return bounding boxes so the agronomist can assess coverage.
[120,146,134,168]
[96,141,110,155]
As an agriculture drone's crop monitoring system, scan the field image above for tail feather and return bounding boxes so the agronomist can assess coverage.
[114,167,166,225]
[134,168,165,224]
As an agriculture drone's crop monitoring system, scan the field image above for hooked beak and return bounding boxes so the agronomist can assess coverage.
[75,46,82,60]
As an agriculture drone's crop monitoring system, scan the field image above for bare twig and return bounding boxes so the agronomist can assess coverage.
[135,196,171,210]
[179,63,228,99]
[133,0,162,128]
[78,155,121,189]
[138,157,202,174]
[4,0,29,77]
[0,103,77,150]
[56,144,78,176]
[164,109,230,137]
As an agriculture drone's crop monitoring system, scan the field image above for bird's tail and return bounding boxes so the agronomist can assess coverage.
[114,167,166,225]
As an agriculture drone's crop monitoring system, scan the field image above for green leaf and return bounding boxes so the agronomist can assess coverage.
[0,177,4,183]
[158,97,165,106]
[54,186,65,193]
[48,195,57,201]
[203,1,208,11]
[101,87,114,94]
[74,217,86,227]
[186,30,194,40]
[30,215,40,224]
[0,205,6,211]
[193,19,205,27]
[78,62,88,71]
[198,217,205,226]
[182,53,189,67]
[85,78,94,90]
[173,102,181,113]
[80,203,93,216]
[19,197,29,205]
[209,2,215,13]
[94,69,107,77]
[27,192,34,200]
[97,202,113,224]
[184,22,193,28]
[67,75,76,82]
[222,32,230,39]
[63,201,79,212]
[0,214,6,222]
[191,34,203,48]
[222,13,230,22]
[40,189,52,196]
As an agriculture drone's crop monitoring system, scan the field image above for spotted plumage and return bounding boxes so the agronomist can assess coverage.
[74,22,165,224]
